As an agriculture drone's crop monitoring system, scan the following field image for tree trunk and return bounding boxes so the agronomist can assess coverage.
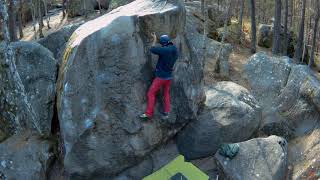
[249,0,257,53]
[97,0,102,14]
[309,2,320,67]
[272,0,282,55]
[201,0,208,67]
[294,0,307,61]
[42,0,51,29]
[8,0,17,41]
[83,0,88,18]
[38,0,44,38]
[284,0,289,55]
[62,0,67,18]
[18,0,24,39]
[237,0,245,44]
[221,0,232,43]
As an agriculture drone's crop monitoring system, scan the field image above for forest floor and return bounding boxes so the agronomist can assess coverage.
[21,8,106,41]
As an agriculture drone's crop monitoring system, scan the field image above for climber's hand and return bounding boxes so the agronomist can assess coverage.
[151,32,157,40]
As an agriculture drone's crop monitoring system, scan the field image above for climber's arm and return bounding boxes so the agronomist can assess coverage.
[150,32,163,55]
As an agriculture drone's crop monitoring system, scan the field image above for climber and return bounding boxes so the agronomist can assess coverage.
[139,32,178,120]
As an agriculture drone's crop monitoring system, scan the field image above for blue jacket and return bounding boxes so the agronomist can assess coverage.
[150,42,178,79]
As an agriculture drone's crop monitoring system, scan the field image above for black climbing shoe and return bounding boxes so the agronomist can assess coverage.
[161,112,169,120]
[139,113,151,121]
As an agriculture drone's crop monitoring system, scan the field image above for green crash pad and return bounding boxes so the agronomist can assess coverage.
[143,155,209,180]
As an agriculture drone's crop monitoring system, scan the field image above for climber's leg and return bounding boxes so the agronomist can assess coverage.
[141,78,163,119]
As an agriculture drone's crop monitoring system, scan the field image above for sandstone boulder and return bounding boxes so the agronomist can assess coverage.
[0,41,57,140]
[38,23,81,66]
[244,53,320,139]
[185,5,232,81]
[177,82,261,160]
[57,0,204,178]
[67,0,110,18]
[0,131,54,180]
[215,136,288,180]
[257,24,296,58]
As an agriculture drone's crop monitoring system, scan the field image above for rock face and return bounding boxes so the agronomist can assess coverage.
[185,4,232,81]
[177,82,261,160]
[67,0,110,17]
[0,41,57,140]
[57,0,204,178]
[0,131,54,180]
[38,23,81,65]
[215,136,288,180]
[244,52,320,139]
[114,141,179,180]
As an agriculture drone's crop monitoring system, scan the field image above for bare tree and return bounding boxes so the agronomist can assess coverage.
[8,0,17,41]
[221,0,232,43]
[97,0,102,14]
[83,0,88,18]
[17,0,24,39]
[201,0,208,65]
[283,0,289,55]
[249,0,257,53]
[294,0,307,61]
[37,0,44,38]
[309,1,320,67]
[237,0,245,44]
[30,0,37,38]
[272,0,282,55]
[42,0,51,29]
[62,0,67,18]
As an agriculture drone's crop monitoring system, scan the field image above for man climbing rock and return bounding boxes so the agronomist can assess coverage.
[140,33,178,120]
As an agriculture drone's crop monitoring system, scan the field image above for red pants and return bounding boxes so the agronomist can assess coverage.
[145,77,171,117]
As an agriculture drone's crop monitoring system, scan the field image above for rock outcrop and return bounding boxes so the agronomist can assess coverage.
[67,0,110,17]
[57,0,205,178]
[244,52,320,139]
[257,24,296,58]
[215,136,288,180]
[185,3,232,81]
[0,41,57,140]
[177,82,261,160]
[0,131,55,180]
[38,23,82,66]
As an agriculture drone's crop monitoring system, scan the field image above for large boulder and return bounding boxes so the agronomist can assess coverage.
[114,141,179,180]
[0,131,55,180]
[215,136,288,180]
[38,23,82,66]
[257,24,273,48]
[244,52,320,139]
[257,24,296,58]
[57,0,204,178]
[185,4,232,81]
[0,41,57,140]
[185,1,230,29]
[67,0,110,17]
[177,82,261,160]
